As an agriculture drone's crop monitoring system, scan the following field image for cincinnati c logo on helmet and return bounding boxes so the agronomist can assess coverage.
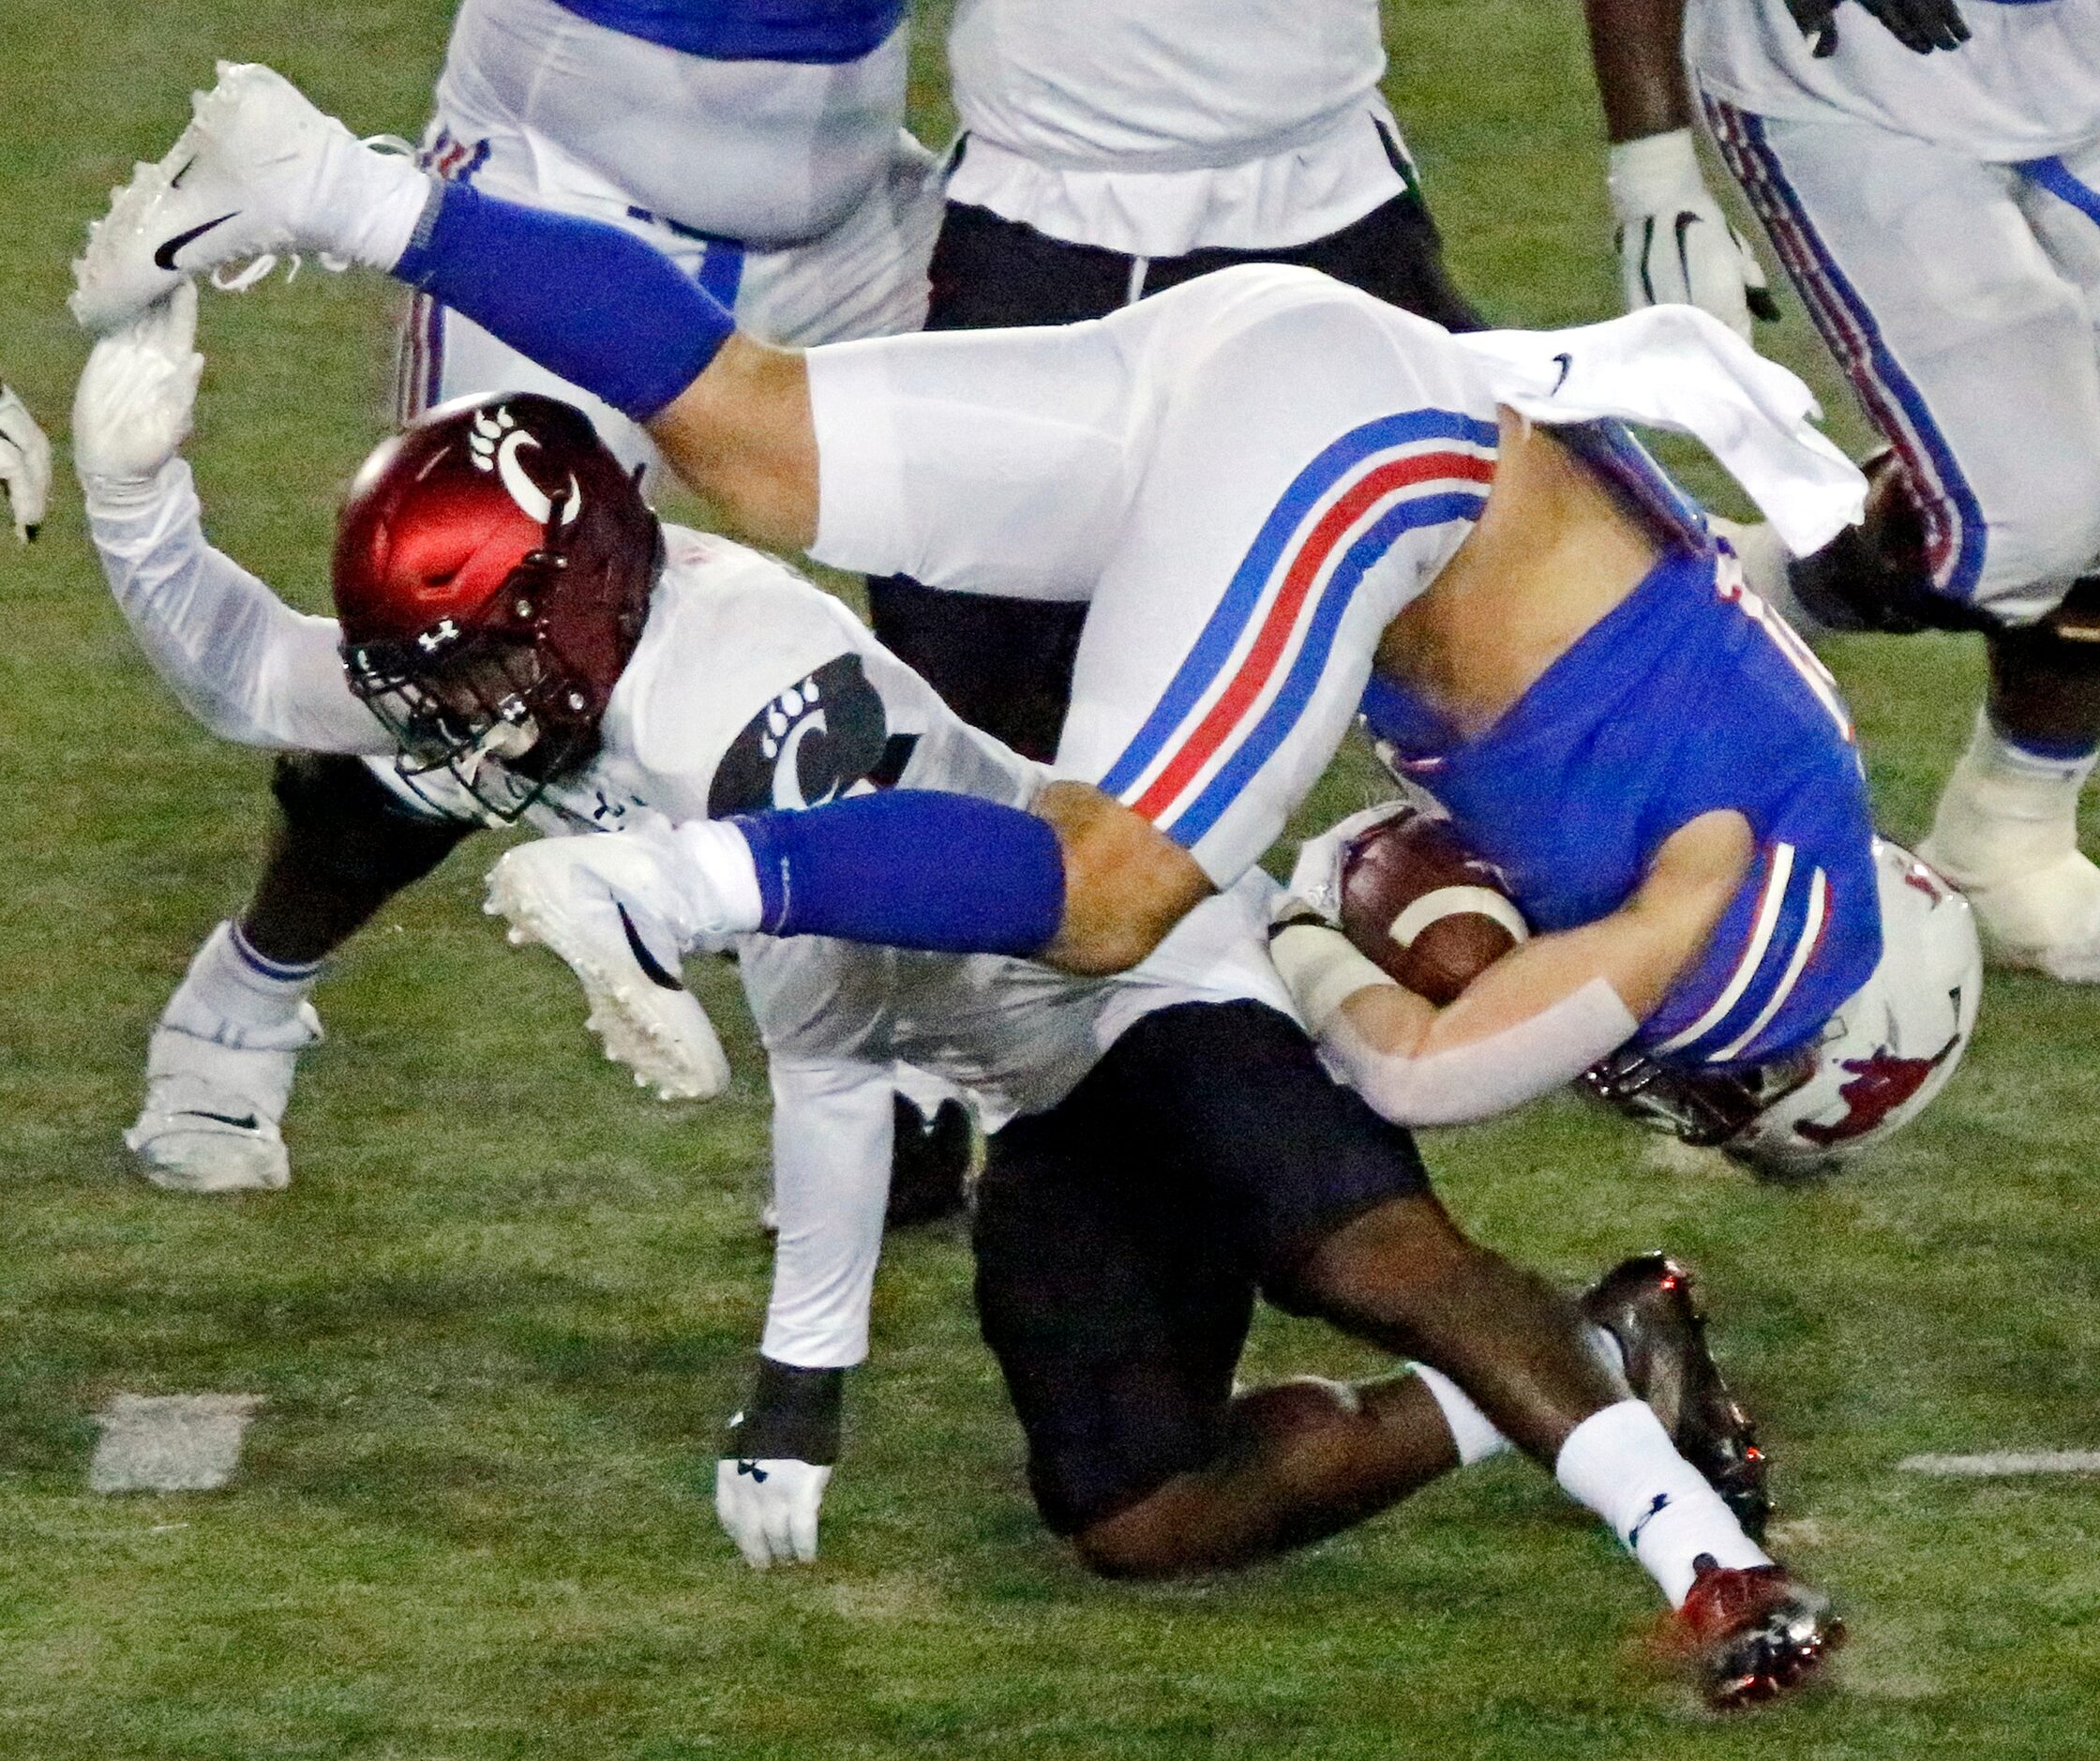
[467,405,582,529]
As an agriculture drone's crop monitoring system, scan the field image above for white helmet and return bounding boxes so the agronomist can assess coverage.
[1583,838,1981,1178]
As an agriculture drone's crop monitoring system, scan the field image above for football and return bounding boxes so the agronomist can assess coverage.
[1339,808,1530,1004]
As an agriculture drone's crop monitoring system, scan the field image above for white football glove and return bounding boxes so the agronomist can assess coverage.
[0,383,52,541]
[1609,130,1778,343]
[715,1453,832,1569]
[72,279,203,489]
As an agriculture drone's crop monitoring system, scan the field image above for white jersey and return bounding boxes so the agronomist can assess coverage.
[441,0,911,247]
[85,465,1292,1368]
[1687,0,2100,159]
[944,0,1408,257]
[400,0,940,479]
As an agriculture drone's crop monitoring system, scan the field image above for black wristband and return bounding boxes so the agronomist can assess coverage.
[724,1356,844,1465]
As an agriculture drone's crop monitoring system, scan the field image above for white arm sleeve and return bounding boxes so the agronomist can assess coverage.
[804,321,1138,603]
[758,1056,896,1370]
[84,460,392,754]
[1321,977,1640,1127]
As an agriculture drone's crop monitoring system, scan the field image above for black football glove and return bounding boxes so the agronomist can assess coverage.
[713,1357,844,1568]
[1785,0,1970,57]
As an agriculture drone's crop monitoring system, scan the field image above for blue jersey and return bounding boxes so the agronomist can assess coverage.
[547,0,905,63]
[1360,543,1881,1070]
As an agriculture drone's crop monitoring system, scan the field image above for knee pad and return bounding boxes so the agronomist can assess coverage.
[268,753,478,891]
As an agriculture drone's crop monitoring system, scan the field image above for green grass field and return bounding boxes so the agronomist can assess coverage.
[7,2,2100,1755]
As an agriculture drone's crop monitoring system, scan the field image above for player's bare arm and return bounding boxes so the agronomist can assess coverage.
[1581,0,1778,336]
[1328,812,1752,1053]
[648,333,821,553]
[1583,0,1694,143]
[1275,808,1753,1126]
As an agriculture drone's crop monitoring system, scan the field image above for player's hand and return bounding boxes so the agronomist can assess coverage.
[713,1357,844,1569]
[0,384,52,542]
[714,1454,832,1568]
[72,279,203,489]
[1609,131,1778,342]
[1281,801,1420,927]
[1786,0,1969,55]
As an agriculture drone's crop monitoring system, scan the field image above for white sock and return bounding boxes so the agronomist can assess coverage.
[1974,715,2099,790]
[1554,1399,1769,1608]
[668,819,768,936]
[1928,709,2097,880]
[1411,1325,1624,1469]
[161,921,321,1051]
[1410,1364,1511,1467]
[317,133,435,270]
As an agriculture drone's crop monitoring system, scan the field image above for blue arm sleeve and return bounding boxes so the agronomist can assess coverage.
[394,183,734,423]
[732,791,1066,957]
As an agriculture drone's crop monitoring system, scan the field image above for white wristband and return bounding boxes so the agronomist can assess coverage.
[1607,128,1706,223]
[1270,920,1400,1035]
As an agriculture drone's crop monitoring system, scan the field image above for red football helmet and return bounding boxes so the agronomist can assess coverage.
[334,392,662,819]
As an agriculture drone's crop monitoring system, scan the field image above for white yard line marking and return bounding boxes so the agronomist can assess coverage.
[89,1393,262,1493]
[1898,1451,2100,1478]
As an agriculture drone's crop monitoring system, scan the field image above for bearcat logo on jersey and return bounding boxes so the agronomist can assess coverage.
[707,653,917,817]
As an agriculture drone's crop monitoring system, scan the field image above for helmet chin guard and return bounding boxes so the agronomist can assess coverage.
[1585,839,1981,1177]
[332,392,662,820]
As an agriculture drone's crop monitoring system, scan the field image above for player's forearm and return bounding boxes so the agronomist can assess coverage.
[1323,976,1640,1127]
[1273,919,1642,1125]
[85,460,385,754]
[758,1059,896,1370]
[1582,0,1694,143]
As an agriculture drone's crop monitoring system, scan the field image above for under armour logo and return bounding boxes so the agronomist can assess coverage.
[416,618,459,654]
[736,1459,769,1483]
[1628,1492,1671,1548]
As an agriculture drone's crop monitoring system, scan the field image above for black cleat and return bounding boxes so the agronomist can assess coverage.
[887,1095,973,1227]
[1677,1555,1845,1709]
[1582,1253,1772,1539]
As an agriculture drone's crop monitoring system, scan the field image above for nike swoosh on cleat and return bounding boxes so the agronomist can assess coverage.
[153,211,241,270]
[175,1108,261,1132]
[1549,351,1574,396]
[170,156,197,189]
[616,902,686,991]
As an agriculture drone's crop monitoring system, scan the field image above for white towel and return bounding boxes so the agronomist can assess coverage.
[1454,305,1865,557]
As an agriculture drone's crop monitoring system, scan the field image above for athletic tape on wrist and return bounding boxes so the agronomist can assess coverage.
[1269,920,1399,1033]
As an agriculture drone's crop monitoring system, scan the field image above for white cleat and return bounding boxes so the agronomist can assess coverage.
[1918,845,2100,983]
[70,62,367,332]
[485,835,731,1101]
[124,1004,320,1194]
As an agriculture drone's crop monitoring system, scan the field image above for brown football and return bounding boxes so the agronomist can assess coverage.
[1339,809,1529,1005]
